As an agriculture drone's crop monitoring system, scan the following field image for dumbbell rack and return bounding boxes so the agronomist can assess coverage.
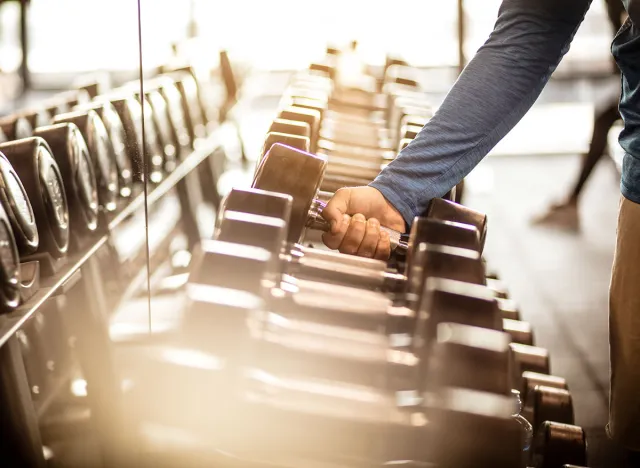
[0,114,237,466]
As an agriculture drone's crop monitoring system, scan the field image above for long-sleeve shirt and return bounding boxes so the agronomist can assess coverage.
[370,0,640,226]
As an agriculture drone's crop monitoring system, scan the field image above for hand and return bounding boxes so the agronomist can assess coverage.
[320,186,405,259]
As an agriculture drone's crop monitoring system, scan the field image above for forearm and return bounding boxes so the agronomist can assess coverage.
[371,0,592,224]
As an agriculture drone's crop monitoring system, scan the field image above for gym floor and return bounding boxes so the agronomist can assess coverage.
[234,70,627,468]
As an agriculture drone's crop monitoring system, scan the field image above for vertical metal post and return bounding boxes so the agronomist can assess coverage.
[457,0,466,75]
[19,0,30,90]
[0,336,46,468]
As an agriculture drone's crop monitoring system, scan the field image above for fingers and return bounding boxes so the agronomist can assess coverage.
[373,230,391,260]
[321,188,350,234]
[322,213,350,250]
[338,214,367,255]
[356,218,381,258]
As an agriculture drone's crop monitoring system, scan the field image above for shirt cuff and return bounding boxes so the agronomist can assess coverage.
[369,180,419,228]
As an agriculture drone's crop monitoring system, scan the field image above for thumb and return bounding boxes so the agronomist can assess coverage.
[321,188,351,234]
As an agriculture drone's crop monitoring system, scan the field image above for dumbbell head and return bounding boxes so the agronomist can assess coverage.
[522,372,568,407]
[412,243,486,293]
[0,138,69,258]
[260,132,309,158]
[53,110,119,211]
[163,65,210,127]
[511,342,551,380]
[0,116,33,141]
[269,119,311,139]
[145,88,179,172]
[75,101,133,197]
[532,422,587,468]
[252,143,326,243]
[167,71,207,144]
[429,322,513,395]
[278,106,321,151]
[427,387,525,468]
[0,152,38,256]
[154,77,192,150]
[219,187,293,227]
[397,138,412,152]
[19,109,52,130]
[101,94,144,182]
[215,211,288,259]
[188,239,275,295]
[533,385,575,432]
[426,198,487,250]
[33,123,99,239]
[0,203,20,310]
[418,278,502,343]
[407,217,481,265]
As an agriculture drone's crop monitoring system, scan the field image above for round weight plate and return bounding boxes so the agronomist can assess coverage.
[33,124,99,236]
[141,103,164,183]
[252,143,327,243]
[0,154,38,254]
[99,104,133,196]
[158,79,191,150]
[38,144,70,253]
[0,209,20,310]
[14,117,33,140]
[90,112,119,210]
[70,126,99,230]
[147,91,177,170]
[0,214,19,276]
[172,72,206,143]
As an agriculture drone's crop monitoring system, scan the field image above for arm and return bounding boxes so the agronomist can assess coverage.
[369,0,593,225]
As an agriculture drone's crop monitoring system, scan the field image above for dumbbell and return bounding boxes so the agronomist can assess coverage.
[160,65,211,131]
[53,109,119,211]
[0,138,70,269]
[152,76,197,152]
[17,109,52,130]
[96,93,145,182]
[122,82,174,182]
[253,143,407,252]
[33,123,99,245]
[74,101,134,198]
[0,115,33,141]
[219,187,387,273]
[144,87,179,172]
[164,70,207,146]
[253,144,502,296]
[253,140,485,271]
[218,186,483,287]
[0,150,38,259]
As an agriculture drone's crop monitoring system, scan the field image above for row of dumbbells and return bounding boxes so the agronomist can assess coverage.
[0,64,213,312]
[144,69,590,468]
[174,183,583,468]
[7,64,218,413]
[214,48,586,466]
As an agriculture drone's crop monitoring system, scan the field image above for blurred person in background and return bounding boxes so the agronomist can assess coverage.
[533,0,627,230]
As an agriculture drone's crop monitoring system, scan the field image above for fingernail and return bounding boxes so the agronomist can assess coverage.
[342,214,350,225]
[368,218,379,229]
[330,219,337,233]
[353,213,366,223]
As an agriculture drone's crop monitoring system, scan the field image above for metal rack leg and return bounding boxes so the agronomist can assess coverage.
[0,335,46,468]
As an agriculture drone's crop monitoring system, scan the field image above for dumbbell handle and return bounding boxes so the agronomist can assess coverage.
[307,199,408,254]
